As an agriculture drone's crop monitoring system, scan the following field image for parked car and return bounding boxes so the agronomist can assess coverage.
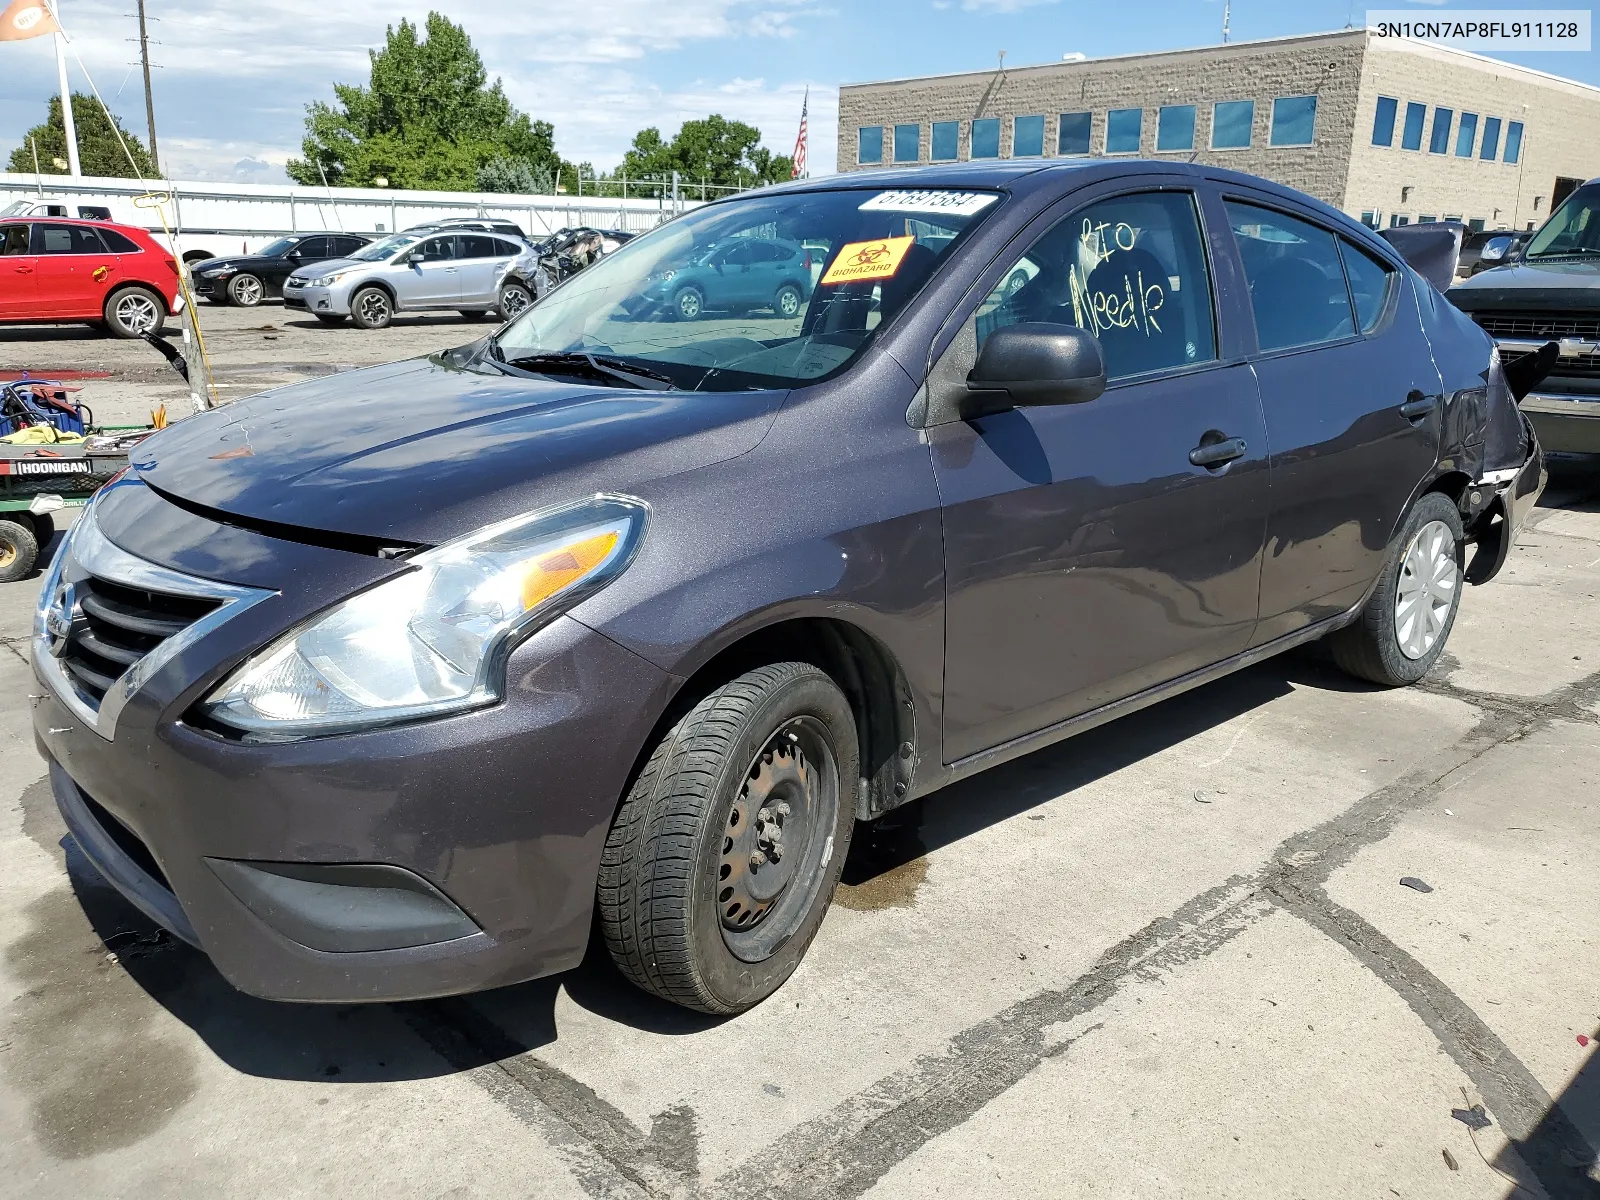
[190,233,372,307]
[34,162,1544,1018]
[1,198,114,221]
[1449,176,1600,461]
[0,216,180,337]
[281,230,525,328]
[1457,228,1532,277]
[633,234,817,320]
[403,217,529,240]
[499,227,637,318]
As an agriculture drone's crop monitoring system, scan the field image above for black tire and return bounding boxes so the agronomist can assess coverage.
[498,282,534,320]
[673,286,704,321]
[314,314,347,326]
[599,662,858,1015]
[774,284,803,319]
[1329,492,1465,686]
[0,518,39,583]
[228,273,265,307]
[349,286,393,330]
[103,285,165,338]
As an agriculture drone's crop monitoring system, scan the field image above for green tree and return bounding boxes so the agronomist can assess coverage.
[618,115,793,192]
[6,93,157,179]
[476,155,554,195]
[286,13,561,190]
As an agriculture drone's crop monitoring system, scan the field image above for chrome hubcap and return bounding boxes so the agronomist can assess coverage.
[233,276,262,305]
[115,293,158,332]
[1395,519,1458,660]
[777,289,800,317]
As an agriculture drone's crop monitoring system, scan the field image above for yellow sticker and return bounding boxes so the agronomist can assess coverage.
[820,236,916,285]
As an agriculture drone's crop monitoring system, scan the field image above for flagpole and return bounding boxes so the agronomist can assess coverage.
[47,0,80,175]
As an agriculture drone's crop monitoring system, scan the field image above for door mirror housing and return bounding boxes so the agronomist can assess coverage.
[962,323,1107,419]
[407,252,426,266]
[1479,235,1513,262]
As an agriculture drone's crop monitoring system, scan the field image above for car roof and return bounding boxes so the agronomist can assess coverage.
[0,214,153,236]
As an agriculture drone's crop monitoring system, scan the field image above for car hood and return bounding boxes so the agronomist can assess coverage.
[286,256,367,280]
[1449,257,1600,310]
[126,356,784,546]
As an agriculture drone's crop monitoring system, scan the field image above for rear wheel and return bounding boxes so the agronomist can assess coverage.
[228,273,264,307]
[1329,492,1464,686]
[0,518,39,583]
[775,284,803,319]
[103,286,165,338]
[599,662,857,1014]
[349,286,393,330]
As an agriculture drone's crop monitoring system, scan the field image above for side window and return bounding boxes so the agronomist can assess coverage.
[293,237,329,258]
[98,227,142,253]
[975,191,1217,381]
[1224,201,1355,352]
[32,223,105,254]
[724,241,755,266]
[1338,240,1395,334]
[419,236,458,262]
[490,238,520,258]
[458,235,497,259]
[3,225,31,255]
[338,237,368,256]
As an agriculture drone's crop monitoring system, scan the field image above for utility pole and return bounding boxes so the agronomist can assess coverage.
[136,0,160,173]
[47,1,81,176]
[1222,1,1231,43]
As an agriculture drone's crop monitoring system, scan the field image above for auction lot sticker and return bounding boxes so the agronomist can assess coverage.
[822,236,917,285]
[860,190,1000,217]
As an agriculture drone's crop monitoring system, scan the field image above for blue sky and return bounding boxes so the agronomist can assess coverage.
[1,0,1594,183]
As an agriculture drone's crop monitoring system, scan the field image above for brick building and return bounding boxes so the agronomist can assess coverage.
[836,30,1600,232]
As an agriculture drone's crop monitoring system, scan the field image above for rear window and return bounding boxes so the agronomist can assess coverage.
[97,228,142,253]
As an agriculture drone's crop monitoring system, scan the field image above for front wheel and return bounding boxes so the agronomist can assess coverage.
[0,518,39,583]
[598,662,857,1014]
[498,282,533,320]
[674,286,704,321]
[349,286,393,330]
[1329,492,1465,686]
[228,273,264,307]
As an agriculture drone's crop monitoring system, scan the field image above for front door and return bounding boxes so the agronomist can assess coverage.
[1218,197,1442,643]
[933,187,1270,763]
[0,224,36,318]
[399,234,461,307]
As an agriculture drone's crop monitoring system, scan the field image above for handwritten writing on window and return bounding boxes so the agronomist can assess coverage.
[1069,218,1166,338]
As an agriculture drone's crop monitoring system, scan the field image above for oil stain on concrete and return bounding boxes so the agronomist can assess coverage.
[4,778,198,1159]
[833,811,929,911]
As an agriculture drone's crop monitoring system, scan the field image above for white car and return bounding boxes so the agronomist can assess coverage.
[282,230,525,329]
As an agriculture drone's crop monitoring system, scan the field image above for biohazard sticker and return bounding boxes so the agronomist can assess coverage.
[821,236,916,285]
[859,191,999,217]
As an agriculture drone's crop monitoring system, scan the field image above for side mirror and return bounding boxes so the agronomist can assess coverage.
[407,252,425,266]
[1480,235,1513,262]
[962,323,1106,419]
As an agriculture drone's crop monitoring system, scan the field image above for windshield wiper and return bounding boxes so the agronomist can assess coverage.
[504,352,678,390]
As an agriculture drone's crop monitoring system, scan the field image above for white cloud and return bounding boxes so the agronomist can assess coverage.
[958,0,1059,10]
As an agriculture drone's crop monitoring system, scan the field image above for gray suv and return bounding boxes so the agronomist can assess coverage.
[283,230,524,328]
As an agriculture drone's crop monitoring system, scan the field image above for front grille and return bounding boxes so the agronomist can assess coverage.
[61,576,219,707]
[1471,310,1600,381]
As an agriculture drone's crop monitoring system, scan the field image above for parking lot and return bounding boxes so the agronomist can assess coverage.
[1,303,1598,1200]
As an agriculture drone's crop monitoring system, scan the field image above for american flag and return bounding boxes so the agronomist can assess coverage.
[791,88,808,178]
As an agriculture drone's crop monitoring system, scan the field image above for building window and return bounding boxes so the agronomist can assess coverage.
[1156,104,1196,151]
[1454,113,1478,158]
[1480,116,1502,160]
[1469,217,1485,232]
[858,126,884,165]
[1428,107,1453,155]
[971,117,1001,159]
[1058,111,1091,155]
[1418,214,1438,224]
[931,121,959,161]
[1504,120,1524,164]
[1106,107,1142,153]
[1360,210,1381,228]
[1013,114,1046,157]
[1371,96,1398,147]
[1212,99,1254,149]
[1270,95,1316,146]
[1401,102,1426,151]
[1391,214,1411,227]
[893,123,920,163]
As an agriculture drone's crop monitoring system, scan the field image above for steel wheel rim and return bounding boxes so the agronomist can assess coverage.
[777,288,800,317]
[678,291,700,318]
[115,293,158,333]
[718,716,839,963]
[358,290,389,324]
[0,543,14,569]
[502,286,531,317]
[1394,519,1458,660]
[232,275,262,305]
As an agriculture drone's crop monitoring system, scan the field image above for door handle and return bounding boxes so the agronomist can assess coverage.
[1399,390,1436,420]
[13,265,32,274]
[1189,436,1248,467]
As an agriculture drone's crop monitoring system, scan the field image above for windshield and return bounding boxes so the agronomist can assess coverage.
[0,200,32,217]
[489,187,1000,391]
[351,233,424,262]
[258,237,298,257]
[1526,186,1600,259]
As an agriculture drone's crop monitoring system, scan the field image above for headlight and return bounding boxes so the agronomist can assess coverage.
[201,266,235,278]
[201,494,647,739]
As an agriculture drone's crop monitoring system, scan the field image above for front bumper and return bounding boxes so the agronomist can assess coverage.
[33,486,677,1002]
[1520,391,1600,458]
[192,274,234,300]
[282,282,346,316]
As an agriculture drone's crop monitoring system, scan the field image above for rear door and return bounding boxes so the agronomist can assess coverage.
[1218,195,1442,643]
[932,182,1271,761]
[0,223,36,317]
[31,222,117,317]
[454,234,511,305]
[398,234,460,307]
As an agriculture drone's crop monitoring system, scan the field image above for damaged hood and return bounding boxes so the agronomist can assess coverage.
[127,356,783,546]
